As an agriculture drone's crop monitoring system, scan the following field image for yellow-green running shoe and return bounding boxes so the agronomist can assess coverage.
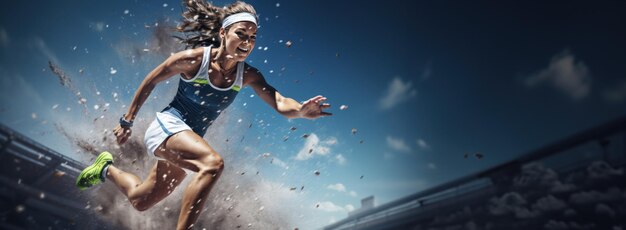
[76,151,113,190]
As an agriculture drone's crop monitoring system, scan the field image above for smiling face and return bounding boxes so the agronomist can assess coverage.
[220,21,257,62]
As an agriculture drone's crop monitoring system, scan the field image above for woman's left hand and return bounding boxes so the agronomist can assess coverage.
[299,95,332,119]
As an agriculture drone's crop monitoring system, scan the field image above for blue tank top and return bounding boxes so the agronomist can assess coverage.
[163,46,244,136]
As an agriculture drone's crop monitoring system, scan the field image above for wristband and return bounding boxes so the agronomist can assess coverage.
[119,115,133,128]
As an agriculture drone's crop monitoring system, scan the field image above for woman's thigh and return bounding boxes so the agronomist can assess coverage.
[154,130,222,172]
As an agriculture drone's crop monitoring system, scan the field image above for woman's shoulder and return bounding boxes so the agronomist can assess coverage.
[166,47,206,78]
[243,62,263,77]
[179,47,206,61]
[242,62,264,85]
[166,47,204,65]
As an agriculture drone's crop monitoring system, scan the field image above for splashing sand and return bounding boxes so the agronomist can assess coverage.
[60,105,302,229]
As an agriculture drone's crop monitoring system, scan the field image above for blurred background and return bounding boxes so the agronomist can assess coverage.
[0,0,625,229]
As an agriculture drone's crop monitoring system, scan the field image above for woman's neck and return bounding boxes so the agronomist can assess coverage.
[213,48,238,71]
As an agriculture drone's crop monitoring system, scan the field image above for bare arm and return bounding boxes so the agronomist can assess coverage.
[244,66,332,119]
[114,48,204,144]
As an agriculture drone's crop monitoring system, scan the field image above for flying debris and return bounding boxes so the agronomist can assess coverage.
[300,186,304,191]
[339,105,348,110]
[308,149,313,154]
[315,203,320,208]
[15,205,25,213]
[48,61,71,87]
[360,175,364,179]
[262,152,271,158]
[359,140,364,144]
[302,134,309,138]
[351,128,357,135]
[475,153,484,159]
[48,61,87,112]
[285,40,292,48]
[54,171,66,178]
[289,187,297,191]
[464,153,469,158]
[290,126,297,131]
[314,170,320,176]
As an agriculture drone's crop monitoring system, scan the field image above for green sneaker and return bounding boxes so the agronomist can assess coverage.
[76,151,113,190]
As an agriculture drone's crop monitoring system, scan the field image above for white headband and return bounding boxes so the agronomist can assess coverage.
[221,12,257,29]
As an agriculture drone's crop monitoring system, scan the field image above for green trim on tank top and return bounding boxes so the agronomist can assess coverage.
[192,78,209,85]
[192,78,240,91]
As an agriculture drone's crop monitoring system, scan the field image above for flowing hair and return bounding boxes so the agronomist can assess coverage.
[176,0,258,49]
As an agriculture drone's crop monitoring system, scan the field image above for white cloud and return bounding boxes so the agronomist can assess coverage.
[317,201,345,212]
[603,80,626,103]
[379,77,417,110]
[524,50,591,100]
[345,204,355,212]
[417,138,431,151]
[324,137,338,145]
[349,191,358,197]
[271,157,289,169]
[294,134,336,160]
[335,154,346,165]
[327,183,346,192]
[386,136,411,152]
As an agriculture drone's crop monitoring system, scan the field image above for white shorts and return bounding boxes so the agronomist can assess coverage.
[144,111,192,158]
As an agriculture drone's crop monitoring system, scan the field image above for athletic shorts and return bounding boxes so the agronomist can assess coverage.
[144,110,192,158]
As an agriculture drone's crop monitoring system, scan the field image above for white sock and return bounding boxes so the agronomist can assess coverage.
[100,164,111,182]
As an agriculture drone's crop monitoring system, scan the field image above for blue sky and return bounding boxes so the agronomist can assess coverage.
[1,0,625,228]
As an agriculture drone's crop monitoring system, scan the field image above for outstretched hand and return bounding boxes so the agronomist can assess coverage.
[300,95,332,119]
[113,124,132,145]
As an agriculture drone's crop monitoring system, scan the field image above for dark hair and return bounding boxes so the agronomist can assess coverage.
[176,0,258,49]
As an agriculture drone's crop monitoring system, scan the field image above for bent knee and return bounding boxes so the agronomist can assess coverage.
[198,154,224,175]
[131,199,153,212]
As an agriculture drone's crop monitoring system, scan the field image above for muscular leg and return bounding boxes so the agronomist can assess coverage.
[154,131,225,230]
[106,158,187,211]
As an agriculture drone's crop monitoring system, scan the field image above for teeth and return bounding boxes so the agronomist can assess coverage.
[238,47,249,52]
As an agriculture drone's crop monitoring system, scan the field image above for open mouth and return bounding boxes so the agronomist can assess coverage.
[236,47,249,53]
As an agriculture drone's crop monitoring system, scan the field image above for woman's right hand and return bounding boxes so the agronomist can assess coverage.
[113,124,132,145]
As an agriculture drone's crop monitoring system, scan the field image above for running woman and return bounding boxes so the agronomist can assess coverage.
[75,1,331,229]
